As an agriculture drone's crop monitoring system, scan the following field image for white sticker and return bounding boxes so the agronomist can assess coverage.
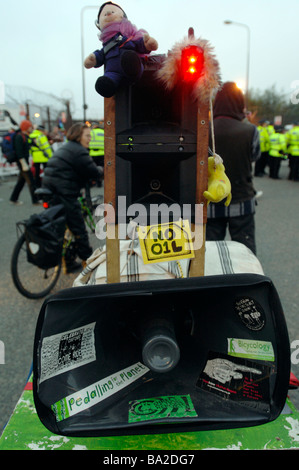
[52,362,150,422]
[39,322,96,383]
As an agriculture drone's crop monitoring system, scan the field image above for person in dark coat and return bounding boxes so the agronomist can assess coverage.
[206,82,261,254]
[42,123,103,268]
[10,120,39,205]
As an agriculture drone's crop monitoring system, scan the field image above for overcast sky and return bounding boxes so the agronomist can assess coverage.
[1,0,298,122]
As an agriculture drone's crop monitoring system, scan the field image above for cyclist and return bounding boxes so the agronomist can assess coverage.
[42,123,103,271]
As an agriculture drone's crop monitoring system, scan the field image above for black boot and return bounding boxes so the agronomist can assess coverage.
[95,76,117,98]
[121,50,142,82]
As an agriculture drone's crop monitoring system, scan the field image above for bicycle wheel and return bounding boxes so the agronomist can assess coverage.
[11,233,62,299]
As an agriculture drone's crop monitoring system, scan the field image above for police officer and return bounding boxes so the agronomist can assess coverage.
[89,124,104,167]
[286,122,299,181]
[30,125,53,188]
[267,121,275,137]
[268,126,287,179]
[255,119,270,176]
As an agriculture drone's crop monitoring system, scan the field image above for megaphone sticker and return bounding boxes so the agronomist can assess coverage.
[39,322,97,384]
[234,297,266,331]
[128,395,197,423]
[197,351,271,411]
[52,362,149,422]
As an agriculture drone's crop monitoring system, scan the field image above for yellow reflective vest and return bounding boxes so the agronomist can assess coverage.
[286,126,299,156]
[29,130,53,163]
[257,125,270,153]
[89,128,104,157]
[269,132,287,157]
[267,124,275,136]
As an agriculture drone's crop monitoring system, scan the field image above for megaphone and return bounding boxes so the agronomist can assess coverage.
[33,274,290,437]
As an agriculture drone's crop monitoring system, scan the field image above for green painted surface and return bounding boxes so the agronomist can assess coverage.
[1,382,299,450]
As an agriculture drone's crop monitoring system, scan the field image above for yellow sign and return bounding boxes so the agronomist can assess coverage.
[137,219,195,265]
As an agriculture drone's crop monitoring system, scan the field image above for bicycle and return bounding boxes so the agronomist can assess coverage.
[79,185,102,234]
[10,186,103,299]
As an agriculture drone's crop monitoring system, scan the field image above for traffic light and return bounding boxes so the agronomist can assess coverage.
[181,45,204,82]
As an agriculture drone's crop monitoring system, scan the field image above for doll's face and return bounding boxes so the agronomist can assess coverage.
[99,4,125,30]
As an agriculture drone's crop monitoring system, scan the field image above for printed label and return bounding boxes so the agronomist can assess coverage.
[128,395,197,423]
[39,322,96,383]
[228,338,274,362]
[137,219,194,264]
[235,297,266,331]
[52,362,149,422]
[197,351,271,412]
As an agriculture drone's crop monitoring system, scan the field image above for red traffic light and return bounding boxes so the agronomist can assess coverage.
[181,45,204,82]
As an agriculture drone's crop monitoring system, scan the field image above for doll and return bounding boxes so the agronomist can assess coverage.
[84,2,158,97]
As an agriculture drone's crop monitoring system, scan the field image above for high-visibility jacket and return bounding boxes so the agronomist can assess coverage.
[269,132,287,157]
[286,126,299,156]
[267,124,275,136]
[89,128,104,157]
[257,125,270,152]
[29,130,53,163]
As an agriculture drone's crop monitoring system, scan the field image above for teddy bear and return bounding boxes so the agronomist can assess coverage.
[203,156,232,206]
[84,2,158,98]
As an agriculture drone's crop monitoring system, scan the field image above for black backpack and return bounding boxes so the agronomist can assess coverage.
[1,130,25,163]
[22,205,66,269]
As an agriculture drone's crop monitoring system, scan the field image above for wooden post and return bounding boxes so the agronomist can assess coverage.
[104,97,120,284]
[189,102,209,277]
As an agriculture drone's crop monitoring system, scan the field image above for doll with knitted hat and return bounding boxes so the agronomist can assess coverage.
[84,2,158,97]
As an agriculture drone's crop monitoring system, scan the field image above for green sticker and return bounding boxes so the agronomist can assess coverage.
[128,395,197,423]
[51,362,149,422]
[52,398,70,422]
[228,338,274,362]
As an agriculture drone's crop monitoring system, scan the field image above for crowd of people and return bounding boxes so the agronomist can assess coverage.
[1,83,298,266]
[1,120,104,270]
[254,119,299,181]
[0,121,105,206]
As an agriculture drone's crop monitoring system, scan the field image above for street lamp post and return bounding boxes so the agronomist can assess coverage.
[81,6,98,122]
[224,20,251,108]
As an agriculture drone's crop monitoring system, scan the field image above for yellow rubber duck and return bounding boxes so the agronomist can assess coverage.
[203,155,232,206]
